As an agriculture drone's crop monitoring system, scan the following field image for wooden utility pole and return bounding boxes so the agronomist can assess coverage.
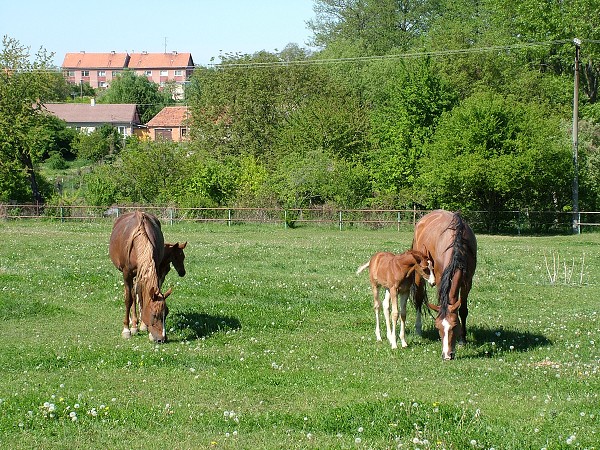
[572,38,581,235]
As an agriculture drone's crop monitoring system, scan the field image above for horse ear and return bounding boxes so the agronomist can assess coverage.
[163,287,173,299]
[449,300,461,313]
[178,242,187,249]
[427,302,440,312]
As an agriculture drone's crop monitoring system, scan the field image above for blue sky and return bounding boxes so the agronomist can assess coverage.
[1,0,316,67]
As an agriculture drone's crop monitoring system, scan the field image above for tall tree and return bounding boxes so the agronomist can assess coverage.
[308,0,439,54]
[188,46,321,161]
[0,36,59,203]
[416,91,572,217]
[97,70,173,123]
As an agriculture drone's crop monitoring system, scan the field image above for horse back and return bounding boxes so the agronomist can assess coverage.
[369,251,417,289]
[109,211,165,273]
[412,210,476,284]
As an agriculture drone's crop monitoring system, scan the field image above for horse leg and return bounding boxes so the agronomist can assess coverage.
[399,291,409,348]
[382,289,395,348]
[372,285,382,342]
[389,287,399,349]
[413,282,425,337]
[136,281,148,332]
[458,285,470,345]
[122,275,134,338]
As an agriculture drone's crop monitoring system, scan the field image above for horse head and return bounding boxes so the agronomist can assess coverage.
[412,250,436,287]
[169,242,187,277]
[142,288,172,343]
[159,242,187,287]
[427,300,462,360]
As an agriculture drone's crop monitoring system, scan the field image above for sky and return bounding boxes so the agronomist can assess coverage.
[1,0,317,67]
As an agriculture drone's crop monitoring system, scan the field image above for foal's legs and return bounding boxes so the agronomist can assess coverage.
[398,290,409,348]
[372,285,382,342]
[387,287,399,349]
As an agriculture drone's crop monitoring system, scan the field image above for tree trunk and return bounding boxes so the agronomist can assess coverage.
[21,152,44,204]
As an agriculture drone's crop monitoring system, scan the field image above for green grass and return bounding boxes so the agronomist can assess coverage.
[0,220,598,449]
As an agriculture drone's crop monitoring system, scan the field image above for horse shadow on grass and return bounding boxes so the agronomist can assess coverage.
[418,324,552,359]
[168,310,241,342]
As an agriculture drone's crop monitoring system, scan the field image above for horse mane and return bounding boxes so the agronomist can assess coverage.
[437,212,469,317]
[132,213,160,300]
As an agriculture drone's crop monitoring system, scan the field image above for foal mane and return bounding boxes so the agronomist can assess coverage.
[437,213,469,317]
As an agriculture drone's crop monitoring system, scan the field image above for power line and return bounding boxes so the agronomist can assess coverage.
[3,38,594,73]
[206,40,574,69]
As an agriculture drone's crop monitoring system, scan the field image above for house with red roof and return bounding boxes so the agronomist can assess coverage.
[146,106,190,141]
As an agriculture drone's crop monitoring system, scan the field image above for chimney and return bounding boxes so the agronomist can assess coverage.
[90,98,95,106]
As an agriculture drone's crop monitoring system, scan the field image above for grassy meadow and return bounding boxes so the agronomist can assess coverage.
[0,219,598,449]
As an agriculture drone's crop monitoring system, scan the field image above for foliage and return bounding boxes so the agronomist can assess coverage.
[73,124,123,162]
[6,0,600,213]
[0,36,62,203]
[416,91,573,215]
[97,70,173,123]
[308,0,439,54]
[362,58,458,199]
[68,81,95,100]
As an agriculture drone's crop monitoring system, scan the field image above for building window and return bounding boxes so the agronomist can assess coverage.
[117,126,126,136]
[181,128,188,138]
[99,81,108,88]
[174,70,182,76]
[112,71,120,77]
[67,70,75,77]
[98,70,106,77]
[81,70,89,77]
[144,70,152,77]
[160,70,168,76]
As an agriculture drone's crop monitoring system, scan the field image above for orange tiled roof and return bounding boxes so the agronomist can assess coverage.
[128,52,193,69]
[147,106,190,127]
[62,52,129,69]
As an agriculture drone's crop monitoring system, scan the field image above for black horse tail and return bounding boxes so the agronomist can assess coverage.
[437,213,468,316]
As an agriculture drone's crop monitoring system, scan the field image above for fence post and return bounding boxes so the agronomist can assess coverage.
[228,209,231,227]
[170,208,174,226]
[284,210,287,229]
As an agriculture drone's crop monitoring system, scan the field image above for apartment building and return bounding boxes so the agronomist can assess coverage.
[62,51,195,98]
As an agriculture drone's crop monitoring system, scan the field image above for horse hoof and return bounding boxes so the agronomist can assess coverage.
[122,329,132,339]
[130,327,138,335]
[140,323,148,332]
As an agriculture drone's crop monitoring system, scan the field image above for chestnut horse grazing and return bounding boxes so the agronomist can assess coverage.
[357,250,435,349]
[109,211,174,343]
[412,210,477,360]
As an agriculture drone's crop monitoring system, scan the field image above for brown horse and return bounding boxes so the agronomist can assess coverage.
[411,210,477,360]
[109,211,173,343]
[357,250,435,349]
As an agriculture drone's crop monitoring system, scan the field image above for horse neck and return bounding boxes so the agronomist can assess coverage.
[134,225,160,298]
[437,215,469,315]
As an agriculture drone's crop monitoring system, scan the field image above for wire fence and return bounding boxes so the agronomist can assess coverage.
[1,204,599,235]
